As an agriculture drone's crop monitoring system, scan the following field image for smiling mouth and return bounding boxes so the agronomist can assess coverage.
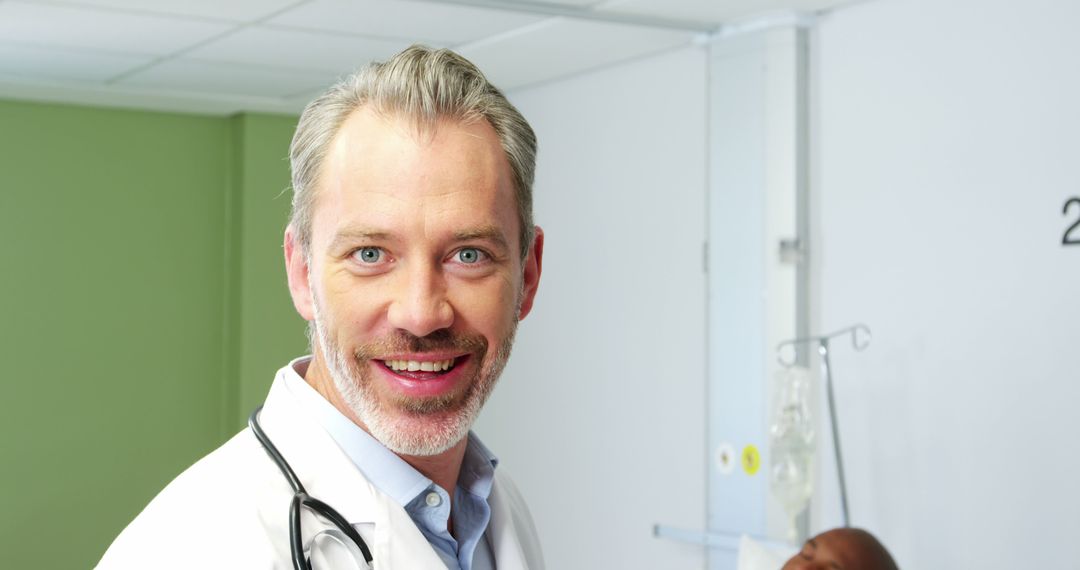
[381,357,459,374]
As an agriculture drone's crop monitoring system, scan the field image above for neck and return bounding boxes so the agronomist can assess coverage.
[303,352,468,512]
[399,440,468,508]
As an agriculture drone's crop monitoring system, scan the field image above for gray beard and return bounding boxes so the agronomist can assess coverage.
[311,299,516,456]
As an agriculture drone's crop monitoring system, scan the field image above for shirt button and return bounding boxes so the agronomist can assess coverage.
[425,492,442,508]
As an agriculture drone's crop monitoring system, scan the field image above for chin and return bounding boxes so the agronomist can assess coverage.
[350,374,493,455]
[371,406,477,456]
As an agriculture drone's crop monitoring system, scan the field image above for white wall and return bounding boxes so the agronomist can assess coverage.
[474,46,709,570]
[813,0,1080,567]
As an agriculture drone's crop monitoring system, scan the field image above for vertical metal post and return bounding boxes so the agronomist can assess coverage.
[819,339,850,527]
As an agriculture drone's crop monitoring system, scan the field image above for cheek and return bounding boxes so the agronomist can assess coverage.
[317,274,384,329]
[450,278,519,328]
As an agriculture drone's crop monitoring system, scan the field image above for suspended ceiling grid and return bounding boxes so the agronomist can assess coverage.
[0,0,854,115]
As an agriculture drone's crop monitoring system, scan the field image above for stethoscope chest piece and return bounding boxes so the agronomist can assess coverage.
[308,528,375,570]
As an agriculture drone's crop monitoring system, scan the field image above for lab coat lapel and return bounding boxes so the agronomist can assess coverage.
[488,476,530,570]
[371,497,448,569]
[256,377,447,568]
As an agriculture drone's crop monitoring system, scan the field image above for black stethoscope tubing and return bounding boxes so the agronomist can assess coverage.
[249,406,375,569]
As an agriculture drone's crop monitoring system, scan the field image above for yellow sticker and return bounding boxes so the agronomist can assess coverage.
[741,444,761,476]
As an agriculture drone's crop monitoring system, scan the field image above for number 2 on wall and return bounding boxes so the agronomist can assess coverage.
[1065,198,1080,246]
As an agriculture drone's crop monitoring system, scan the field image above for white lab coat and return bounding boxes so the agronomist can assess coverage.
[97,376,545,569]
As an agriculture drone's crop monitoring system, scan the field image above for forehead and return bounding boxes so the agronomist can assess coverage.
[813,530,861,566]
[311,107,518,245]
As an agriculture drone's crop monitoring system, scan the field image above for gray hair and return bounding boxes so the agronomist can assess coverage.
[288,45,537,258]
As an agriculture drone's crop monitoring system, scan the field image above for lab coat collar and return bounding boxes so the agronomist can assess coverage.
[280,357,434,508]
[488,472,531,570]
[255,374,448,568]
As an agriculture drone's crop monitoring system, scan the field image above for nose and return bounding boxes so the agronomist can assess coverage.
[386,261,454,338]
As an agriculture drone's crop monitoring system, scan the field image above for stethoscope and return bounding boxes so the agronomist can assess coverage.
[249,406,375,570]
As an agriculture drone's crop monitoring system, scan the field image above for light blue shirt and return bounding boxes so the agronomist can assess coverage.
[283,357,497,570]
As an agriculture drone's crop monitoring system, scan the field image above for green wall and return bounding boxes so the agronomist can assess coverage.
[0,99,305,568]
[229,114,311,427]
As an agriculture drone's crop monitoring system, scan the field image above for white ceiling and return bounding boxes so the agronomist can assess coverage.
[0,0,857,115]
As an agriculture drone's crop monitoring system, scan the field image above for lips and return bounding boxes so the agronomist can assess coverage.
[373,355,470,398]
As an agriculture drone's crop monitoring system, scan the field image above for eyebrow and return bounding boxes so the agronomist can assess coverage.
[327,225,510,251]
[453,225,509,250]
[804,540,842,570]
[328,228,392,251]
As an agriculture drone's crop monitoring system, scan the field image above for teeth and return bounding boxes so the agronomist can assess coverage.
[383,358,455,373]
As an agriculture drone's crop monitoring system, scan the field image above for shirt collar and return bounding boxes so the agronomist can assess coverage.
[460,431,498,499]
[280,355,498,505]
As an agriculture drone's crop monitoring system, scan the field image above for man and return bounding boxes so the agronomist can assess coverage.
[782,528,899,570]
[98,45,545,569]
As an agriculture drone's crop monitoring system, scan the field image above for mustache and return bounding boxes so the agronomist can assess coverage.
[353,329,487,358]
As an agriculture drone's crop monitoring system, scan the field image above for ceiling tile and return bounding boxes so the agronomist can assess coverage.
[602,0,855,25]
[0,42,151,82]
[15,0,303,22]
[480,0,606,6]
[0,1,233,56]
[186,26,410,74]
[116,59,337,98]
[268,0,545,45]
[459,18,694,90]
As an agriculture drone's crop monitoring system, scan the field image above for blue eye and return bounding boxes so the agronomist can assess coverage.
[457,248,483,264]
[355,247,381,263]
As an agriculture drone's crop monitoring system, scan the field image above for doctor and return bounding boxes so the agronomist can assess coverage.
[98,45,545,569]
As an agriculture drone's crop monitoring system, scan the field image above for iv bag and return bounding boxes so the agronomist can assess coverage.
[769,366,815,540]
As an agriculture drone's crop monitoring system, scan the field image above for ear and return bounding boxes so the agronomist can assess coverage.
[517,226,544,321]
[284,225,315,322]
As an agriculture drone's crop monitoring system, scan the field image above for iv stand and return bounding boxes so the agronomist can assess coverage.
[776,324,871,528]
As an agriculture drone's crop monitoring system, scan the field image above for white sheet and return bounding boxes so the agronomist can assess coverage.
[736,534,798,570]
